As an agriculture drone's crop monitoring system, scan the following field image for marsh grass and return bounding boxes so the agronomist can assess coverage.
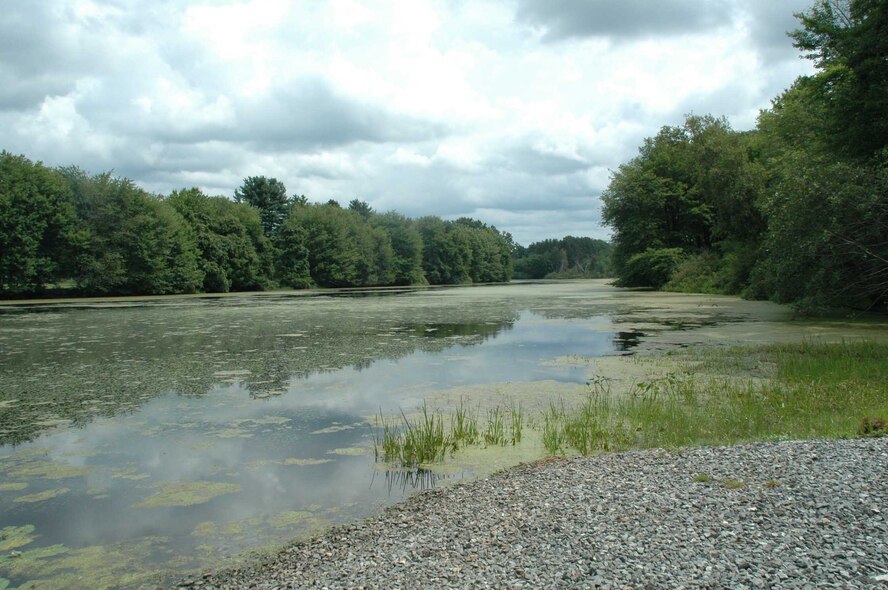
[484,407,507,446]
[374,404,449,467]
[509,402,523,444]
[377,341,887,467]
[376,399,526,467]
[540,340,888,454]
[451,398,480,446]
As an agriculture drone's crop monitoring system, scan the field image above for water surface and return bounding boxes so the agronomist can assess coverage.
[4,281,873,588]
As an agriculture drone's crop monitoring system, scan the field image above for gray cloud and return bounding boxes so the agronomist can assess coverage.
[0,0,817,247]
[738,1,815,62]
[228,82,446,150]
[498,146,591,176]
[515,0,733,42]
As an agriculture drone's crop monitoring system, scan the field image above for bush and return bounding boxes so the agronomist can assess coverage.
[618,248,686,288]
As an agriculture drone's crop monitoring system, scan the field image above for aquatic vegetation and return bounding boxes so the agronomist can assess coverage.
[266,511,312,528]
[0,538,169,590]
[450,399,479,447]
[281,458,332,466]
[375,404,450,467]
[535,340,888,455]
[542,403,566,455]
[377,340,888,465]
[111,468,150,481]
[1,284,885,589]
[0,525,36,552]
[483,407,506,446]
[325,447,369,456]
[5,462,91,480]
[131,481,241,508]
[509,402,524,444]
[13,487,69,503]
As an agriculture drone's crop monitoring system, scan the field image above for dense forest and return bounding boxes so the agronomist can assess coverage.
[0,160,522,296]
[603,0,887,312]
[512,236,611,279]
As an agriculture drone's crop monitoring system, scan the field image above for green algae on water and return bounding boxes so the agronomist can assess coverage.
[325,447,369,456]
[131,481,241,508]
[14,488,70,503]
[0,525,36,552]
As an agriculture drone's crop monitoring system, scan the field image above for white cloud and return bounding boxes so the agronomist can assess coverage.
[0,0,816,245]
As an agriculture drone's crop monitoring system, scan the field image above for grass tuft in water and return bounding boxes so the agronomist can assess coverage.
[509,401,523,445]
[484,407,507,446]
[451,398,480,447]
[377,341,888,468]
[374,404,450,468]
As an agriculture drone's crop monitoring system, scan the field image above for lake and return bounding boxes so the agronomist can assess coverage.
[1,281,882,589]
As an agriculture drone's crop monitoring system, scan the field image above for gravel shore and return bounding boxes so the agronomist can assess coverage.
[178,438,888,589]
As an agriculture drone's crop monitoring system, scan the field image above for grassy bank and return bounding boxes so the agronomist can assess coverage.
[375,341,888,467]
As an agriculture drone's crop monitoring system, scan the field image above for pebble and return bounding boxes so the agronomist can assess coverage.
[177,438,888,589]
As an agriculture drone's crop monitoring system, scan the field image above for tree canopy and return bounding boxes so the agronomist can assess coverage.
[0,161,519,297]
[602,0,887,311]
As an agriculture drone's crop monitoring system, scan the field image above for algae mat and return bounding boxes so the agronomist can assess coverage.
[1,281,885,589]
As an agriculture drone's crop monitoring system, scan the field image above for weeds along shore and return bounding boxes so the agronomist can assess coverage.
[373,340,888,469]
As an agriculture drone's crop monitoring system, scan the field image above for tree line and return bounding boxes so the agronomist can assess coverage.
[512,236,611,279]
[602,0,887,312]
[0,162,516,296]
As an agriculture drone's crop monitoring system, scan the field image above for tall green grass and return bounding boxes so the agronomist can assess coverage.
[377,341,887,467]
[543,340,888,454]
[376,398,527,468]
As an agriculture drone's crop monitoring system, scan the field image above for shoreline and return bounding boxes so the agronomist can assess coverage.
[176,437,888,589]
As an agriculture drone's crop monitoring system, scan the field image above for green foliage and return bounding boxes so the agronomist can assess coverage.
[602,116,765,289]
[0,152,76,295]
[274,211,312,289]
[233,176,290,238]
[370,212,425,285]
[789,0,888,160]
[513,236,611,279]
[540,341,888,454]
[60,168,203,295]
[347,199,373,219]
[167,188,271,292]
[284,203,396,288]
[601,1,886,311]
[752,154,887,310]
[621,248,686,289]
[415,217,513,285]
[0,158,522,297]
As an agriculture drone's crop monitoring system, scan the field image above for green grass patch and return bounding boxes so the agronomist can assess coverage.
[375,341,887,468]
[539,340,888,454]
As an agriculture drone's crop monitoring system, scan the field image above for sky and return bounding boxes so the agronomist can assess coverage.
[0,0,816,245]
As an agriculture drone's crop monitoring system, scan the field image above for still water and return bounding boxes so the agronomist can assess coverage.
[0,281,760,588]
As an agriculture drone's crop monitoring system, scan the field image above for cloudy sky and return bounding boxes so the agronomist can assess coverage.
[1,0,815,245]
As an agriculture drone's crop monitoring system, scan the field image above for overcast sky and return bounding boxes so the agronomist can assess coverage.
[0,0,815,245]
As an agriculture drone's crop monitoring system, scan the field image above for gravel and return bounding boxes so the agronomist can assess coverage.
[177,438,888,589]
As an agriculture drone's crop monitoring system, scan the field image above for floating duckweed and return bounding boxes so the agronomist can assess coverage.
[325,447,369,456]
[14,488,70,503]
[211,428,253,439]
[131,481,241,508]
[111,468,150,481]
[191,522,217,537]
[281,458,331,466]
[0,482,27,492]
[0,525,36,551]
[310,424,358,434]
[266,511,312,528]
[7,463,91,480]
